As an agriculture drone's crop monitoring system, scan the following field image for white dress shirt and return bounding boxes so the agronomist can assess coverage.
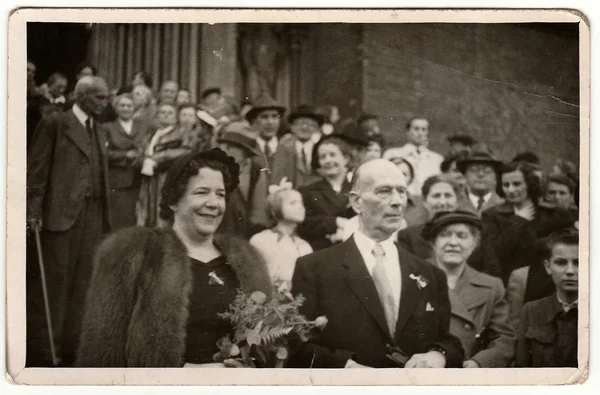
[256,136,278,155]
[118,119,134,135]
[72,103,91,128]
[295,140,314,170]
[468,190,492,210]
[395,143,443,197]
[352,230,402,309]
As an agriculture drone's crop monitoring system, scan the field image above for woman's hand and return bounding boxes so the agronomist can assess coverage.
[514,200,535,221]
[335,217,348,229]
[125,149,139,159]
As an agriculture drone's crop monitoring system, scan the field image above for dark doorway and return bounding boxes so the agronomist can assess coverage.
[27,22,93,89]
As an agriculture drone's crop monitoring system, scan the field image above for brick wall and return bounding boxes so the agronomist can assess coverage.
[361,23,580,171]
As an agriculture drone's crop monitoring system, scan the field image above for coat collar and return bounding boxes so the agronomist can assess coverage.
[64,109,92,158]
[448,265,495,323]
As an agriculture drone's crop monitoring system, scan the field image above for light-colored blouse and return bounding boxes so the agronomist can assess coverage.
[250,228,313,286]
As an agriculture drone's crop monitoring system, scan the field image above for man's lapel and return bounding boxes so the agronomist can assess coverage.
[394,246,426,335]
[342,237,392,341]
[63,110,91,158]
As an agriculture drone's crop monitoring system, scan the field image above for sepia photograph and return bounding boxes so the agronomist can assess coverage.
[5,7,589,386]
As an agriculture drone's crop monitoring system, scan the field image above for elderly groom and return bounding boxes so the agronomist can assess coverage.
[291,159,463,368]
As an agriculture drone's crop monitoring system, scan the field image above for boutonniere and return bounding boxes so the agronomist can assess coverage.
[208,271,225,286]
[409,273,428,290]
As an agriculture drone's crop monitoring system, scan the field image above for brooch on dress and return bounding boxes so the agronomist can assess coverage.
[209,271,225,286]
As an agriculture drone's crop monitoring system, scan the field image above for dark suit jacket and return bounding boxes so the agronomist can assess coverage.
[27,109,111,232]
[290,237,464,368]
[271,134,320,189]
[515,294,578,367]
[105,119,152,189]
[397,225,502,278]
[457,192,504,217]
[297,178,354,251]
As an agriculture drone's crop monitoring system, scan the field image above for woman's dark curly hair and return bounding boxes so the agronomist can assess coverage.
[497,161,543,205]
[159,149,239,220]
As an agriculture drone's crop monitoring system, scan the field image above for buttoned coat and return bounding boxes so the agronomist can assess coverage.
[290,237,464,368]
[447,265,515,367]
[27,109,111,232]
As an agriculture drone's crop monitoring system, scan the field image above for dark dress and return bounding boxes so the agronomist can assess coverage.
[184,256,240,364]
[297,178,354,251]
[481,202,574,285]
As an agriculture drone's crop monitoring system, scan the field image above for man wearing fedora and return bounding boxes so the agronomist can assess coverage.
[271,104,324,189]
[456,146,505,216]
[245,94,286,172]
[447,134,476,157]
[216,123,269,237]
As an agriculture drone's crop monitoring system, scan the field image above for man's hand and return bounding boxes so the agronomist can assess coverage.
[125,149,139,159]
[27,217,42,234]
[462,360,480,368]
[345,359,372,368]
[404,350,446,368]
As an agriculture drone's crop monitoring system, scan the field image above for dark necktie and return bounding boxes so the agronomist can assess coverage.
[85,118,93,138]
[477,196,485,211]
[264,140,273,158]
[301,146,308,173]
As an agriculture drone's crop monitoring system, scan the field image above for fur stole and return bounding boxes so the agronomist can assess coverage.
[76,226,272,367]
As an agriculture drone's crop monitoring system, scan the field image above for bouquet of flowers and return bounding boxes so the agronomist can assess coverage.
[213,282,328,368]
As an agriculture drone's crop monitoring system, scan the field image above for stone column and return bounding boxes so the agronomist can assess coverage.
[200,24,237,97]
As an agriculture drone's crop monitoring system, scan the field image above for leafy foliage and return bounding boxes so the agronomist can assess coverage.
[213,283,327,368]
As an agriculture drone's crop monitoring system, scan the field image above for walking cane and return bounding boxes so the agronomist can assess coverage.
[33,223,59,366]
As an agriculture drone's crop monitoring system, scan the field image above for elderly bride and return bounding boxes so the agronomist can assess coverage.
[76,149,272,367]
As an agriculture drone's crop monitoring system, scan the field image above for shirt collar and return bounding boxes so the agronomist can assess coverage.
[72,103,91,128]
[353,229,397,273]
[405,142,428,154]
[557,293,578,312]
[468,190,492,204]
[257,136,277,149]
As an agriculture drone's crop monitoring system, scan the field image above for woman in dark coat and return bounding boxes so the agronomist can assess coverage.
[105,93,152,229]
[481,161,575,286]
[297,136,354,251]
[76,149,272,367]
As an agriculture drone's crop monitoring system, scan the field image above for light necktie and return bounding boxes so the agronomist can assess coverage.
[372,243,397,337]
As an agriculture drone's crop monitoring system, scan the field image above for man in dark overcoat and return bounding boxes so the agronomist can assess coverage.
[27,75,112,366]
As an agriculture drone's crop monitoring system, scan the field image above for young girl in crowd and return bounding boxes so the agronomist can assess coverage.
[250,178,313,287]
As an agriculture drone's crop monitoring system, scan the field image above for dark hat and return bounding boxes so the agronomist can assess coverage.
[357,112,378,124]
[161,148,240,197]
[421,210,483,241]
[333,119,370,147]
[447,134,475,146]
[245,94,286,122]
[217,127,262,157]
[456,146,502,174]
[288,104,325,126]
[201,87,222,99]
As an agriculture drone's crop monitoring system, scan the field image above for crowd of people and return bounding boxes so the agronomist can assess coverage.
[26,61,580,369]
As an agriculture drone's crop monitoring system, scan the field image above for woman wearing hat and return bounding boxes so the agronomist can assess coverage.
[216,124,270,238]
[422,210,515,368]
[76,149,272,367]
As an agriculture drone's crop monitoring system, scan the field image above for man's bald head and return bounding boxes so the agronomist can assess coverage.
[350,159,408,241]
[75,76,109,116]
[351,158,406,193]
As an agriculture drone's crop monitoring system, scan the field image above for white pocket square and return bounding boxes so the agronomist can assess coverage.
[425,302,435,312]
